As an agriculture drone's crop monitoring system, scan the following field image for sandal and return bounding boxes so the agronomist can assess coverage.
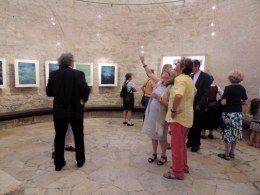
[148,154,157,163]
[170,166,189,174]
[217,153,230,160]
[163,171,184,180]
[229,153,235,159]
[167,143,171,150]
[157,156,167,166]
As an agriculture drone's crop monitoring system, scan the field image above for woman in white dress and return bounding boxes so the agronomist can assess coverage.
[140,56,177,166]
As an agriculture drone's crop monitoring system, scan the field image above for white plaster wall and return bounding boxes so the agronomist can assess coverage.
[0,0,259,113]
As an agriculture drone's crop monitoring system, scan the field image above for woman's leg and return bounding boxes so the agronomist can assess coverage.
[152,139,158,154]
[159,139,167,157]
[208,130,214,139]
[123,110,127,122]
[255,132,260,148]
[65,124,73,148]
[230,142,237,155]
[148,139,158,163]
[249,130,255,145]
[127,110,132,121]
[225,141,231,156]
[157,139,167,165]
[209,130,213,136]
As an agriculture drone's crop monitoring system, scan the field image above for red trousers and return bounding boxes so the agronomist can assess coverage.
[170,122,190,177]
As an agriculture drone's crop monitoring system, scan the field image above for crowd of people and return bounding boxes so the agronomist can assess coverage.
[121,56,259,180]
[47,53,259,177]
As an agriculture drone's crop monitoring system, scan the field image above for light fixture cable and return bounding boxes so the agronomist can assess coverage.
[76,0,185,6]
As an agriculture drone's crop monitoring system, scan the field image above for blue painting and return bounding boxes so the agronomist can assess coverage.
[101,66,115,85]
[49,63,59,73]
[0,61,2,85]
[18,62,36,84]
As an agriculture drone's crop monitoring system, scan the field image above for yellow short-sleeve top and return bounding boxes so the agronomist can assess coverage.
[165,74,196,128]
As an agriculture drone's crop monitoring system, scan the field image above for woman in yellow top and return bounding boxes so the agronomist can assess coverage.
[141,70,155,120]
[163,58,196,180]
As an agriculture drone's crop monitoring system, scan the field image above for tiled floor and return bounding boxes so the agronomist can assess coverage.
[0,118,259,194]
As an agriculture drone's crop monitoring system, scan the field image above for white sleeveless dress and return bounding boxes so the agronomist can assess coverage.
[143,82,171,140]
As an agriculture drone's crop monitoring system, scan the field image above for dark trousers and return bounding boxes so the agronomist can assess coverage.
[53,117,85,168]
[187,113,204,147]
[143,96,150,121]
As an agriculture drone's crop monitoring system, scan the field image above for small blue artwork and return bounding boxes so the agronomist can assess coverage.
[18,62,36,84]
[45,61,59,85]
[15,59,39,87]
[99,64,117,86]
[101,66,115,85]
[49,63,59,73]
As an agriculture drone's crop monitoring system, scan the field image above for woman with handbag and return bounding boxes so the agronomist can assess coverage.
[140,56,177,166]
[122,73,137,126]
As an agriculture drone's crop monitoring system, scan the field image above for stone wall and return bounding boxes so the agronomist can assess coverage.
[0,0,259,114]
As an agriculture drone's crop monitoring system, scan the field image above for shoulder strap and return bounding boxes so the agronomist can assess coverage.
[144,79,150,87]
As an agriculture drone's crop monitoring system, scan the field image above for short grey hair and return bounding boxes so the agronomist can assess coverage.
[228,69,244,83]
[58,53,74,68]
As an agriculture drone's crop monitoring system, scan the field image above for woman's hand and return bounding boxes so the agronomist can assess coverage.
[171,109,182,119]
[140,56,145,65]
[151,92,160,101]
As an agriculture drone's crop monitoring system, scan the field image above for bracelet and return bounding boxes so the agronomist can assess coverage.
[143,65,147,68]
[171,109,176,113]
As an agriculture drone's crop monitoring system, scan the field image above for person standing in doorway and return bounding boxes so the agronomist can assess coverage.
[46,53,90,171]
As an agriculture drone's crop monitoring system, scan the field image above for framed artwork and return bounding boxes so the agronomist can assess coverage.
[45,61,59,85]
[98,64,118,86]
[162,56,181,70]
[162,55,206,71]
[185,55,205,71]
[14,59,39,87]
[0,58,7,88]
[74,63,93,86]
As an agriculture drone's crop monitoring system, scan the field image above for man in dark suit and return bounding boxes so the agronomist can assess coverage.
[46,53,90,171]
[187,60,210,152]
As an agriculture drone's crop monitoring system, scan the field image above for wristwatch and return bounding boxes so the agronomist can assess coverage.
[171,109,176,113]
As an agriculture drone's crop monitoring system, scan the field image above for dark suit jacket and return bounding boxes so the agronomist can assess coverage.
[191,71,210,113]
[46,66,90,118]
